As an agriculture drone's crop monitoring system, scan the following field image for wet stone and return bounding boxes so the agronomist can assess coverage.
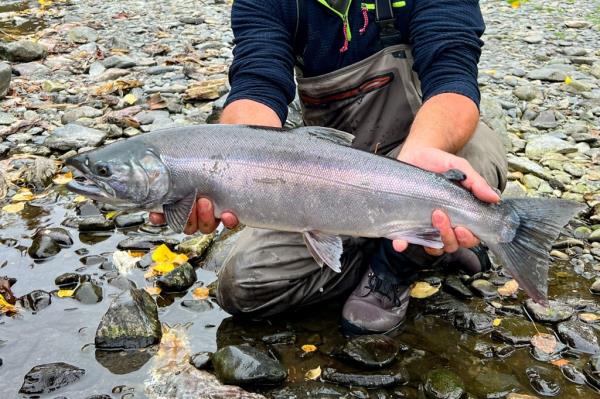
[590,279,600,295]
[556,320,600,354]
[44,123,106,151]
[19,290,51,312]
[181,299,214,312]
[0,62,10,98]
[74,282,103,304]
[262,332,296,345]
[19,362,85,394]
[583,354,600,389]
[68,26,98,43]
[114,213,145,228]
[77,216,115,232]
[491,317,547,346]
[523,299,573,323]
[28,235,61,259]
[36,228,73,247]
[423,369,465,399]
[190,351,212,370]
[453,312,494,333]
[526,367,560,397]
[117,236,179,251]
[560,364,586,385]
[54,273,81,288]
[0,40,47,62]
[322,367,407,389]
[178,233,215,257]
[107,276,137,290]
[339,334,399,368]
[212,345,287,385]
[443,276,473,299]
[95,288,162,350]
[156,262,196,292]
[470,279,498,298]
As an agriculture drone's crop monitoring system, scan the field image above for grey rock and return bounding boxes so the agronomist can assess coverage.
[19,290,51,312]
[526,67,568,82]
[0,62,10,98]
[73,282,103,304]
[77,216,115,232]
[339,334,399,368]
[44,123,106,151]
[28,235,61,259]
[179,16,205,25]
[0,40,47,62]
[102,55,136,69]
[54,273,82,288]
[531,110,558,129]
[114,213,145,228]
[117,236,179,251]
[321,367,406,389]
[19,362,85,394]
[424,369,465,399]
[589,229,600,243]
[68,26,98,44]
[556,320,600,354]
[491,317,549,346]
[89,61,106,78]
[190,352,212,370]
[526,367,561,397]
[181,299,214,312]
[35,227,73,247]
[95,288,162,349]
[592,63,600,80]
[523,299,573,323]
[564,20,590,28]
[453,312,494,333]
[0,111,16,125]
[61,106,103,124]
[470,279,497,298]
[156,262,196,292]
[563,47,587,57]
[443,276,473,299]
[95,68,130,82]
[12,61,50,77]
[513,85,540,101]
[507,154,550,179]
[525,136,578,160]
[212,345,287,385]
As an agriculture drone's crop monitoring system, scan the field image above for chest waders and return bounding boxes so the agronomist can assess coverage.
[295,0,421,154]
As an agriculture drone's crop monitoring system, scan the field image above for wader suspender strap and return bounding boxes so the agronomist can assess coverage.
[295,0,307,67]
[374,0,402,48]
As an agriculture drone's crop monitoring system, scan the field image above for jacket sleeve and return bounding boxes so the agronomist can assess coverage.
[409,0,485,107]
[224,0,297,124]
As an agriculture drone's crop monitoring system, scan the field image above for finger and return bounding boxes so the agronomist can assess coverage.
[392,240,409,252]
[221,212,239,229]
[424,247,444,256]
[149,212,165,225]
[197,198,219,234]
[432,209,459,253]
[183,204,198,235]
[454,226,480,248]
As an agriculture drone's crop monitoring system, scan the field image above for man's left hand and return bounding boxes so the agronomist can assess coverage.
[393,147,500,255]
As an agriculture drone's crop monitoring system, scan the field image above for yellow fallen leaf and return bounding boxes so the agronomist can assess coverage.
[145,286,162,295]
[579,313,600,323]
[57,289,74,298]
[493,318,502,327]
[565,76,573,85]
[73,195,87,203]
[152,244,176,263]
[0,293,16,314]
[498,279,519,297]
[192,287,210,300]
[305,366,321,380]
[531,333,557,354]
[550,358,569,367]
[128,251,146,258]
[13,188,34,202]
[153,262,175,275]
[105,211,118,220]
[173,253,189,265]
[508,0,520,8]
[2,202,25,213]
[123,93,137,105]
[52,171,73,185]
[301,344,317,353]
[410,281,440,299]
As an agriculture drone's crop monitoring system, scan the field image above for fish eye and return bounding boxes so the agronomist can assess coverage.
[96,163,111,177]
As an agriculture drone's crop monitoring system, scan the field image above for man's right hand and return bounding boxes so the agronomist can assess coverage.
[149,198,239,235]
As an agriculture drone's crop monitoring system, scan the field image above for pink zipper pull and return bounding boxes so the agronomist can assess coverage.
[359,3,369,35]
[340,20,349,52]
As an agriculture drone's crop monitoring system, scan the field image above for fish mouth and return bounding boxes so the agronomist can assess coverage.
[65,155,128,205]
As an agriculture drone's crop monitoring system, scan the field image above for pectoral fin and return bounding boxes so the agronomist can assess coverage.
[163,190,197,233]
[303,231,343,273]
[385,228,443,248]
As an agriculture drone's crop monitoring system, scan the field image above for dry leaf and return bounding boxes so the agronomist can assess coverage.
[0,293,17,314]
[123,93,137,105]
[305,366,321,380]
[152,262,176,275]
[73,195,87,203]
[12,189,34,201]
[105,211,118,220]
[531,333,557,354]
[57,289,74,298]
[145,286,162,296]
[410,282,440,299]
[2,202,25,213]
[52,171,73,185]
[550,358,570,367]
[152,244,188,265]
[301,344,317,353]
[128,251,146,258]
[92,79,143,95]
[564,76,573,85]
[192,287,210,300]
[498,279,519,297]
[579,313,600,323]
[493,318,502,327]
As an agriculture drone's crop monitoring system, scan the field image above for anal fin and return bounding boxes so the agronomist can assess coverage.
[303,231,343,273]
[385,228,443,249]
[163,190,197,233]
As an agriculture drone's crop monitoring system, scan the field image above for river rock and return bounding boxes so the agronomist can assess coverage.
[526,67,568,82]
[559,363,586,385]
[262,332,296,345]
[114,213,145,228]
[592,63,600,79]
[68,26,98,44]
[491,317,548,346]
[19,290,52,312]
[424,369,465,399]
[443,276,473,299]
[177,233,215,257]
[339,334,399,368]
[513,85,541,101]
[0,40,47,62]
[44,124,106,151]
[470,279,497,298]
[190,351,212,370]
[525,136,578,160]
[523,299,573,323]
[61,106,103,124]
[102,55,137,69]
[322,367,407,389]
[36,227,73,247]
[77,216,115,231]
[95,288,162,349]
[156,262,196,292]
[0,62,10,98]
[531,110,558,129]
[556,320,600,354]
[74,282,103,304]
[19,362,85,394]
[583,354,600,389]
[55,273,81,288]
[453,311,494,333]
[12,61,50,77]
[117,236,179,251]
[589,229,600,243]
[28,235,61,259]
[181,299,214,312]
[212,345,287,385]
[526,367,560,397]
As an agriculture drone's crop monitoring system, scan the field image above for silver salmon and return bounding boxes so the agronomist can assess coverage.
[66,124,584,304]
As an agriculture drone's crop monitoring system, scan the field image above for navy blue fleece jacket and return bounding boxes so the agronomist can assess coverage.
[225,0,485,124]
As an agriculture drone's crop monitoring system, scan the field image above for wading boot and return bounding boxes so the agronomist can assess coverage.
[341,265,410,335]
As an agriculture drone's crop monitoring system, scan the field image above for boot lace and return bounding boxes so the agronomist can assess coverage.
[361,271,407,307]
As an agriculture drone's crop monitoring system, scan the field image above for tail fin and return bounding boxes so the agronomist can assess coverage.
[487,198,585,306]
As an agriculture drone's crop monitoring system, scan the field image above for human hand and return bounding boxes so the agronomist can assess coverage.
[149,198,239,235]
[393,147,500,255]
